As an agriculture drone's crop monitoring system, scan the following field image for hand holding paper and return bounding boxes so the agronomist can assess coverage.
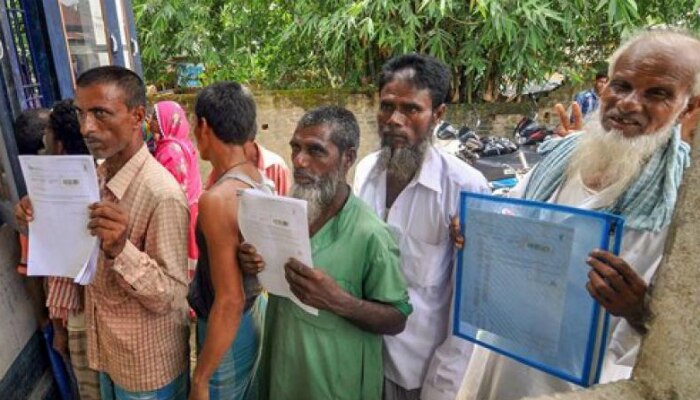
[285,258,346,312]
[19,155,100,284]
[14,195,34,230]
[88,200,129,259]
[237,189,318,315]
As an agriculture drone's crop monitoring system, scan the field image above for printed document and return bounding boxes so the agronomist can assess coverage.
[238,189,318,315]
[19,156,99,284]
[461,208,573,355]
[454,192,624,386]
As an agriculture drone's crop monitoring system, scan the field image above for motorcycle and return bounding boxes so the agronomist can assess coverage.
[434,97,554,194]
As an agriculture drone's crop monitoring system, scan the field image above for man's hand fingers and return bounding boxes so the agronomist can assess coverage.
[87,217,123,233]
[285,258,315,278]
[571,102,583,130]
[586,281,611,306]
[89,226,118,241]
[20,196,33,217]
[15,196,34,227]
[89,203,127,222]
[288,282,309,304]
[239,242,257,255]
[239,258,265,274]
[587,270,617,303]
[284,263,311,292]
[239,243,264,263]
[589,250,645,290]
[449,215,465,250]
[586,256,627,294]
[238,243,265,274]
[554,103,570,132]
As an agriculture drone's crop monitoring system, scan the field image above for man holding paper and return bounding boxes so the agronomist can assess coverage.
[457,30,700,399]
[16,66,190,398]
[353,54,489,400]
[186,82,270,400]
[239,105,412,400]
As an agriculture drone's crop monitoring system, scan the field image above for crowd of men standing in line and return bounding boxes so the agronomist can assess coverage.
[10,28,700,400]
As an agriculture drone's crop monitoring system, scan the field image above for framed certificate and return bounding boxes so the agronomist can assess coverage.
[454,192,624,387]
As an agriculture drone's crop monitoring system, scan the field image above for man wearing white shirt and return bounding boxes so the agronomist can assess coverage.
[354,53,489,400]
[457,29,700,400]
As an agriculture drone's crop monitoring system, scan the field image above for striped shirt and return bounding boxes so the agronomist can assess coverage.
[256,143,290,196]
[46,277,81,320]
[86,145,190,392]
[205,142,290,196]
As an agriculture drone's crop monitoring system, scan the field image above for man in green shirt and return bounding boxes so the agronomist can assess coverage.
[239,105,412,399]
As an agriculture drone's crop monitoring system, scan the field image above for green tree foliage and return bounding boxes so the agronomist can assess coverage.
[133,0,700,102]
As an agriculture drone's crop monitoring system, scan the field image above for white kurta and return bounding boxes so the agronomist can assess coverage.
[457,171,669,400]
[354,146,489,398]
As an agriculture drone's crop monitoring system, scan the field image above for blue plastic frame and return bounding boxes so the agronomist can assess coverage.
[453,191,625,387]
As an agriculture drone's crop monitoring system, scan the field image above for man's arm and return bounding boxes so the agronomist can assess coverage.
[191,190,246,399]
[89,198,189,314]
[285,259,407,335]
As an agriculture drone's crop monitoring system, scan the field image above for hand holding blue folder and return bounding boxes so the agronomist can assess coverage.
[454,192,624,387]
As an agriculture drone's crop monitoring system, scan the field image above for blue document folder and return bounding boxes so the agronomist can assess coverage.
[453,192,624,387]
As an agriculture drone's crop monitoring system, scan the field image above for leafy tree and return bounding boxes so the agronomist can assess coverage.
[133,0,700,101]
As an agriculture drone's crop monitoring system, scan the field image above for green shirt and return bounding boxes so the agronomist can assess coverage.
[258,194,412,400]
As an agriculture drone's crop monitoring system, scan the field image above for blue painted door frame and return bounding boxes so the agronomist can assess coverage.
[40,0,74,98]
[40,0,143,99]
[20,0,58,108]
[122,0,142,75]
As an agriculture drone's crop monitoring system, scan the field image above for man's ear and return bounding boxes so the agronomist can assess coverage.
[197,118,210,142]
[132,105,146,126]
[342,147,357,171]
[433,103,447,124]
[679,95,700,120]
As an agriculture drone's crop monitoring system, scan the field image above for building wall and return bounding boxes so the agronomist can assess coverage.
[0,223,53,398]
[0,224,37,376]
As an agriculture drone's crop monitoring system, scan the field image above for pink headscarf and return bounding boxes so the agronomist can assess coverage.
[153,101,202,206]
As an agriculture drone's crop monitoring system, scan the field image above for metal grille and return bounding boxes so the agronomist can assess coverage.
[5,0,43,109]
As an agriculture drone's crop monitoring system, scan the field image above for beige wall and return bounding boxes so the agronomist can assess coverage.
[152,88,573,184]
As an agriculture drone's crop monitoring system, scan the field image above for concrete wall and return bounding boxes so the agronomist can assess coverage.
[528,126,700,399]
[0,223,55,399]
[0,224,38,377]
[152,88,574,184]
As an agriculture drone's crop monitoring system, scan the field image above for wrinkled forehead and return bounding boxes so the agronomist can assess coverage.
[613,40,700,89]
[75,82,128,108]
[292,124,335,148]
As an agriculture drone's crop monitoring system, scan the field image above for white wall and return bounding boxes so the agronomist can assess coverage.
[0,223,38,378]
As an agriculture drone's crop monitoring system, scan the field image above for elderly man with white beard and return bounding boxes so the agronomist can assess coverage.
[456,29,700,400]
[238,105,412,400]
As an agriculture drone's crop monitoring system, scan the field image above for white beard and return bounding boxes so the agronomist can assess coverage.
[566,110,679,204]
[376,135,431,184]
[290,170,340,225]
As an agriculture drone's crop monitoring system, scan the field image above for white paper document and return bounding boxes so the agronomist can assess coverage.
[238,189,318,315]
[19,156,99,284]
[461,209,573,355]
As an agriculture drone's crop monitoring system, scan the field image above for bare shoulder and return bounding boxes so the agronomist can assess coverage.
[198,183,239,225]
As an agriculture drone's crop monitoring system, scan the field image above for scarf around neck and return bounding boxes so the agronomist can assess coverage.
[524,126,690,232]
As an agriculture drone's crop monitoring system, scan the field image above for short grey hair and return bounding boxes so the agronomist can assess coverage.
[608,29,700,97]
[297,105,360,153]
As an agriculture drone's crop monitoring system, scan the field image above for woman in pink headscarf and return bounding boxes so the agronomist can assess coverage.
[148,100,203,273]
